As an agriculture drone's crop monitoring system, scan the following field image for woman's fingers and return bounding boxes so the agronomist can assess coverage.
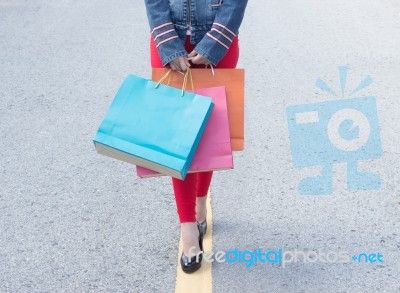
[170,53,214,70]
[191,54,209,65]
[170,60,181,71]
[184,57,191,68]
[179,57,188,71]
[188,50,197,58]
[188,50,210,65]
[169,56,190,71]
[170,62,178,71]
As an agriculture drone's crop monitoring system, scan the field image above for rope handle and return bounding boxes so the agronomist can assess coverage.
[181,68,194,96]
[205,63,215,76]
[154,69,173,89]
[154,68,195,97]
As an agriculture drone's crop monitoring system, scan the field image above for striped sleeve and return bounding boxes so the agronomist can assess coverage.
[151,22,179,48]
[207,22,237,50]
[144,1,187,66]
[194,0,248,65]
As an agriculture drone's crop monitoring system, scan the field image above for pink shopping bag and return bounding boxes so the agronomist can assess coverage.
[137,86,233,178]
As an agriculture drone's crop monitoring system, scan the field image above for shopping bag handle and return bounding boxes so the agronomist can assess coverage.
[181,68,194,96]
[154,68,195,97]
[154,69,174,87]
[205,63,215,76]
[186,57,215,76]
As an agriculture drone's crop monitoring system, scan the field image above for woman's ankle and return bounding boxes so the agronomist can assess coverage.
[196,196,207,223]
[181,222,201,256]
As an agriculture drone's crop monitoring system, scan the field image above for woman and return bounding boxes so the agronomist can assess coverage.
[144,0,248,273]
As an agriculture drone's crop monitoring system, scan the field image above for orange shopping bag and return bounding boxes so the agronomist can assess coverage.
[152,68,245,151]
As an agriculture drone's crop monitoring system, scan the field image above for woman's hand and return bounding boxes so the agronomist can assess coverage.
[169,56,191,72]
[188,50,210,65]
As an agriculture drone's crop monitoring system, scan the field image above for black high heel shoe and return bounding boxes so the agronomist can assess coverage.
[180,252,202,273]
[197,221,205,252]
[180,224,204,273]
[197,206,207,238]
[197,218,207,239]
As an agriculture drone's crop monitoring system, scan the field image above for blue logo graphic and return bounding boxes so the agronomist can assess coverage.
[286,66,382,195]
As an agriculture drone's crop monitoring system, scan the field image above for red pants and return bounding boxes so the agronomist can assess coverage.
[150,35,239,223]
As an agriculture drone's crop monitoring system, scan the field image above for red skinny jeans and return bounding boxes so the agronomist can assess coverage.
[150,35,239,223]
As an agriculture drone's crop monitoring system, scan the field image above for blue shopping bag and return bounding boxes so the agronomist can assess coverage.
[93,72,214,180]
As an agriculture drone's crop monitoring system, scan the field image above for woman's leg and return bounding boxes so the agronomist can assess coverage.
[171,174,197,223]
[195,171,213,223]
[171,175,201,258]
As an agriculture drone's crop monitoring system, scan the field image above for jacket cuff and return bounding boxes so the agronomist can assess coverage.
[161,49,188,66]
[194,23,237,65]
[151,22,187,66]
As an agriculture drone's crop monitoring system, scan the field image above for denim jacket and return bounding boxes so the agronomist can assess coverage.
[144,0,248,66]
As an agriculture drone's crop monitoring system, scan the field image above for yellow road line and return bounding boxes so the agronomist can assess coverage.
[175,191,213,293]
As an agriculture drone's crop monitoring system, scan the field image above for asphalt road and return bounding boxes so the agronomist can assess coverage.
[1,0,400,292]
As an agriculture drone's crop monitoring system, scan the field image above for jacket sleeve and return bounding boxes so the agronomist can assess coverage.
[144,0,187,66]
[194,0,248,65]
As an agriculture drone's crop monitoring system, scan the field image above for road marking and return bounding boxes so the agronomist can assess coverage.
[175,190,213,293]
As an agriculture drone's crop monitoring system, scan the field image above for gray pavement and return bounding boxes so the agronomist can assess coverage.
[1,0,400,292]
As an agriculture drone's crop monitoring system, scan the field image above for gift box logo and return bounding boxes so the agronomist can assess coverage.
[286,66,382,195]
